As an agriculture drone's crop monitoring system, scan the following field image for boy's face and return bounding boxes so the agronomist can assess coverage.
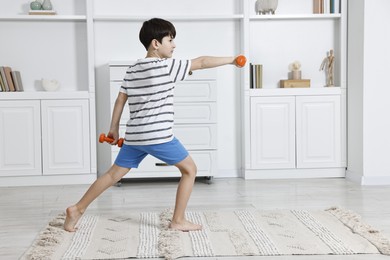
[156,36,176,58]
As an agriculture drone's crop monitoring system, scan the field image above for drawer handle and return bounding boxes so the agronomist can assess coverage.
[155,163,170,167]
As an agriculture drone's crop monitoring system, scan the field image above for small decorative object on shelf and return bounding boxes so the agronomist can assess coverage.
[281,61,310,88]
[280,79,310,88]
[41,79,60,91]
[29,0,56,15]
[289,61,302,80]
[42,0,53,10]
[30,0,42,10]
[255,0,278,15]
[320,49,335,87]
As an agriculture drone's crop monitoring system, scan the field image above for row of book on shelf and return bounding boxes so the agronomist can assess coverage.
[0,66,24,92]
[250,63,263,89]
[313,0,341,14]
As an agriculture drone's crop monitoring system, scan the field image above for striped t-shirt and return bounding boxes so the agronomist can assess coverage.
[120,58,191,145]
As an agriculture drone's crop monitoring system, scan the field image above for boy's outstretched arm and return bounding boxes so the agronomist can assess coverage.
[190,56,239,71]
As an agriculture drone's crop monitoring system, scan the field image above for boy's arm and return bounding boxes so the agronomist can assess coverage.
[107,92,127,144]
[190,56,236,71]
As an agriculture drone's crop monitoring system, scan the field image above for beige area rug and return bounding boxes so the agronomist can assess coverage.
[22,207,390,260]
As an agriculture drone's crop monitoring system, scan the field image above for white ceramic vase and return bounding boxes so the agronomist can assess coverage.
[256,0,278,15]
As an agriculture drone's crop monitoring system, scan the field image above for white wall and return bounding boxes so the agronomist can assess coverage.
[347,0,390,185]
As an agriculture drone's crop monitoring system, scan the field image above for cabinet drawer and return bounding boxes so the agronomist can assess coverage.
[176,81,217,102]
[174,124,217,150]
[111,81,217,103]
[113,102,217,124]
[111,150,216,177]
[175,103,217,124]
[109,64,134,81]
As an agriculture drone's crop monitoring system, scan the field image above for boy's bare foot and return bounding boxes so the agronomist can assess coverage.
[169,220,202,232]
[64,205,83,232]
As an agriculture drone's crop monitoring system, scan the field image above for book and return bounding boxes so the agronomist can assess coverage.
[330,0,335,13]
[13,71,24,91]
[280,79,310,88]
[313,0,323,14]
[323,0,330,13]
[0,67,9,91]
[11,71,21,91]
[0,72,5,91]
[250,63,263,89]
[3,67,15,91]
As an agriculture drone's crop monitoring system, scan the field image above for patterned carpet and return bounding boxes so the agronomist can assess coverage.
[22,207,390,260]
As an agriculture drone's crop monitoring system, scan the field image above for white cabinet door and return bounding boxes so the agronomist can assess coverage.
[41,100,90,175]
[0,101,42,176]
[250,97,295,169]
[296,95,342,168]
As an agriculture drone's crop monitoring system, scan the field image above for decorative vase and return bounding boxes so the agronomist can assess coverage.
[255,0,278,15]
[30,0,42,10]
[42,0,53,10]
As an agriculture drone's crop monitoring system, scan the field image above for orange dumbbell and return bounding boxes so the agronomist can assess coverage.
[99,133,124,147]
[235,55,247,67]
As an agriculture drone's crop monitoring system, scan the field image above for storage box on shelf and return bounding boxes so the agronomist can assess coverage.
[241,0,347,179]
[97,62,218,181]
[0,0,96,186]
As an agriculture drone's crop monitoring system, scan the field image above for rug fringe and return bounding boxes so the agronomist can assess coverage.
[326,207,390,255]
[158,209,185,260]
[25,213,66,260]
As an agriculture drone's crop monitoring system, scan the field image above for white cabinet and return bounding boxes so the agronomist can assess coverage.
[41,100,91,175]
[242,0,347,179]
[250,96,295,169]
[0,94,95,186]
[97,62,218,179]
[0,101,41,177]
[296,95,342,168]
[0,0,96,186]
[248,92,344,179]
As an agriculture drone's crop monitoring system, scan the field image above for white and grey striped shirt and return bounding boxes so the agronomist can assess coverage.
[120,58,191,145]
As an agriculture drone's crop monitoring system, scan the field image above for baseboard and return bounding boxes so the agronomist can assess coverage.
[346,170,390,185]
[216,169,241,178]
[244,168,346,179]
[0,174,96,187]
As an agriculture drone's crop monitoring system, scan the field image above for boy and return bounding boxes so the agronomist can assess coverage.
[64,18,243,232]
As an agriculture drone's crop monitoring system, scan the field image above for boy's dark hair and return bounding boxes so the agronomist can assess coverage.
[139,18,176,50]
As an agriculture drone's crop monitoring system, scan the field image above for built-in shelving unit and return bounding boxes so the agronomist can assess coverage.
[0,0,348,185]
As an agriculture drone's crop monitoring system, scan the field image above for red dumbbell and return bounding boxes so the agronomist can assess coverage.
[99,133,124,147]
[235,55,247,68]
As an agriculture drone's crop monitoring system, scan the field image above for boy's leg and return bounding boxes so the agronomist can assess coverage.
[170,155,202,231]
[64,164,130,232]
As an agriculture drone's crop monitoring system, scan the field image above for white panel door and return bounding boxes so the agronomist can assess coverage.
[0,101,41,176]
[41,100,90,175]
[250,97,295,169]
[296,95,342,168]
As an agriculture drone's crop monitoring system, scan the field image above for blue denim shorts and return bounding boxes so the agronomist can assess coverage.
[114,137,189,169]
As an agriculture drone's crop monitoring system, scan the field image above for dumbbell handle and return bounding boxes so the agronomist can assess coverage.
[99,133,124,147]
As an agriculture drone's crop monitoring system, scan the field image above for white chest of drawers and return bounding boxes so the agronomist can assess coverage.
[98,61,218,181]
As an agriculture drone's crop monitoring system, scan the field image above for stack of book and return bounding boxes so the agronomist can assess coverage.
[0,66,24,92]
[313,0,341,14]
[250,63,263,89]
